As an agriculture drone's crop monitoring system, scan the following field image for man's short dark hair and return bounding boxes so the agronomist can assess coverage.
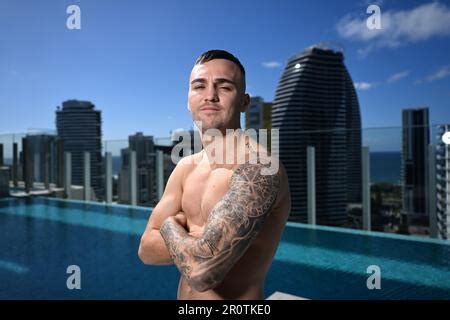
[195,50,246,91]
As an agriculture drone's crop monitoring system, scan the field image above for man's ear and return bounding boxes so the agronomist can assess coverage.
[241,94,250,113]
[187,103,192,113]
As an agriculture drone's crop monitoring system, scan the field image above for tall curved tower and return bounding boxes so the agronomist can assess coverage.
[272,46,362,226]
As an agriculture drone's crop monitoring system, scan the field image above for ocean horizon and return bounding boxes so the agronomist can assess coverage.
[2,151,402,185]
[111,151,402,184]
[369,151,401,184]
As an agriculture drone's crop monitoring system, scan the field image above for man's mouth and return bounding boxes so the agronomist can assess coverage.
[200,106,220,112]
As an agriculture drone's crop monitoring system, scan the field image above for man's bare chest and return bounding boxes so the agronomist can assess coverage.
[181,165,234,227]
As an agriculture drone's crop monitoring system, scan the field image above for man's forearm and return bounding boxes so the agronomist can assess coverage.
[138,229,174,265]
[160,217,199,276]
[160,217,221,292]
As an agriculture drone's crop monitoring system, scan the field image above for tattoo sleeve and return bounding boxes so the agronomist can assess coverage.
[160,163,280,292]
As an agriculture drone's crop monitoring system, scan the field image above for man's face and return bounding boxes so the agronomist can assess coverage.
[188,59,248,132]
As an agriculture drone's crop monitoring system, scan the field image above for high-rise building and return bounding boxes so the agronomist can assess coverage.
[22,134,59,184]
[436,125,450,239]
[246,96,263,130]
[246,96,274,130]
[56,100,103,199]
[271,45,362,226]
[118,147,131,204]
[245,97,273,149]
[118,132,179,206]
[0,167,9,197]
[401,108,430,232]
[130,132,156,206]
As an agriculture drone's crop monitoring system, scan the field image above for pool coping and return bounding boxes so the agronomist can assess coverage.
[2,196,152,212]
[286,222,450,246]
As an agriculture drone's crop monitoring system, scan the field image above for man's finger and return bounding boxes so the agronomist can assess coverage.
[174,213,187,227]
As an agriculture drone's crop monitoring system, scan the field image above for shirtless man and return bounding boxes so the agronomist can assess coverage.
[138,50,291,299]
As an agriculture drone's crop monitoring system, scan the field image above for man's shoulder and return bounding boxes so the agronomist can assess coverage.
[233,160,289,208]
[234,154,286,179]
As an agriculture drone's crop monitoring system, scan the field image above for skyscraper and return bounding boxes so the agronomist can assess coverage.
[0,167,8,197]
[129,132,156,206]
[56,100,103,200]
[22,133,59,185]
[245,96,273,149]
[401,108,430,233]
[436,125,450,239]
[271,45,362,226]
[118,132,178,206]
[246,97,273,130]
[118,147,131,204]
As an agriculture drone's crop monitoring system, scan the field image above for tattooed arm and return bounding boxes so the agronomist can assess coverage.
[160,163,280,292]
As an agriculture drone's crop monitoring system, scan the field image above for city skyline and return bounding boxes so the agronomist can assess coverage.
[1,0,450,140]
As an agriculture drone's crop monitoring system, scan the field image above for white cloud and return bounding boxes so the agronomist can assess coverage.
[425,65,450,82]
[337,2,450,55]
[262,61,281,68]
[354,82,374,90]
[387,70,410,83]
[415,65,450,84]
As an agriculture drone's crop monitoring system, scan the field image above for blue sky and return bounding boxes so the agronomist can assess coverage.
[1,0,449,141]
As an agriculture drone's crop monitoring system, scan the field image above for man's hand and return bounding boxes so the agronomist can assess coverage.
[188,225,204,238]
[166,212,205,238]
[172,212,187,229]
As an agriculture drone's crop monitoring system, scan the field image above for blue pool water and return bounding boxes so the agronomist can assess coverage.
[0,197,449,300]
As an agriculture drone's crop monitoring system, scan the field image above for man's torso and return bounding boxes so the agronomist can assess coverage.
[177,151,289,299]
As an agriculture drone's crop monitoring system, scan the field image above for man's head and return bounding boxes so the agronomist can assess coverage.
[188,50,250,133]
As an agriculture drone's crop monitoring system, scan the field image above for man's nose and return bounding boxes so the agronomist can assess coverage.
[204,85,219,102]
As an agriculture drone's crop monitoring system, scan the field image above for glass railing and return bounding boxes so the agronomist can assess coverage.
[0,124,449,241]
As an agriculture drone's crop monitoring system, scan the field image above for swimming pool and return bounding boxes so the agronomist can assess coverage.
[0,197,449,299]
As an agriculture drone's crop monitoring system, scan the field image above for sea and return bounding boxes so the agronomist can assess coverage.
[2,152,401,185]
[112,151,401,184]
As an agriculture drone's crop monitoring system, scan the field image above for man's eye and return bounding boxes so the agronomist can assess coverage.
[193,85,205,89]
[221,87,232,91]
